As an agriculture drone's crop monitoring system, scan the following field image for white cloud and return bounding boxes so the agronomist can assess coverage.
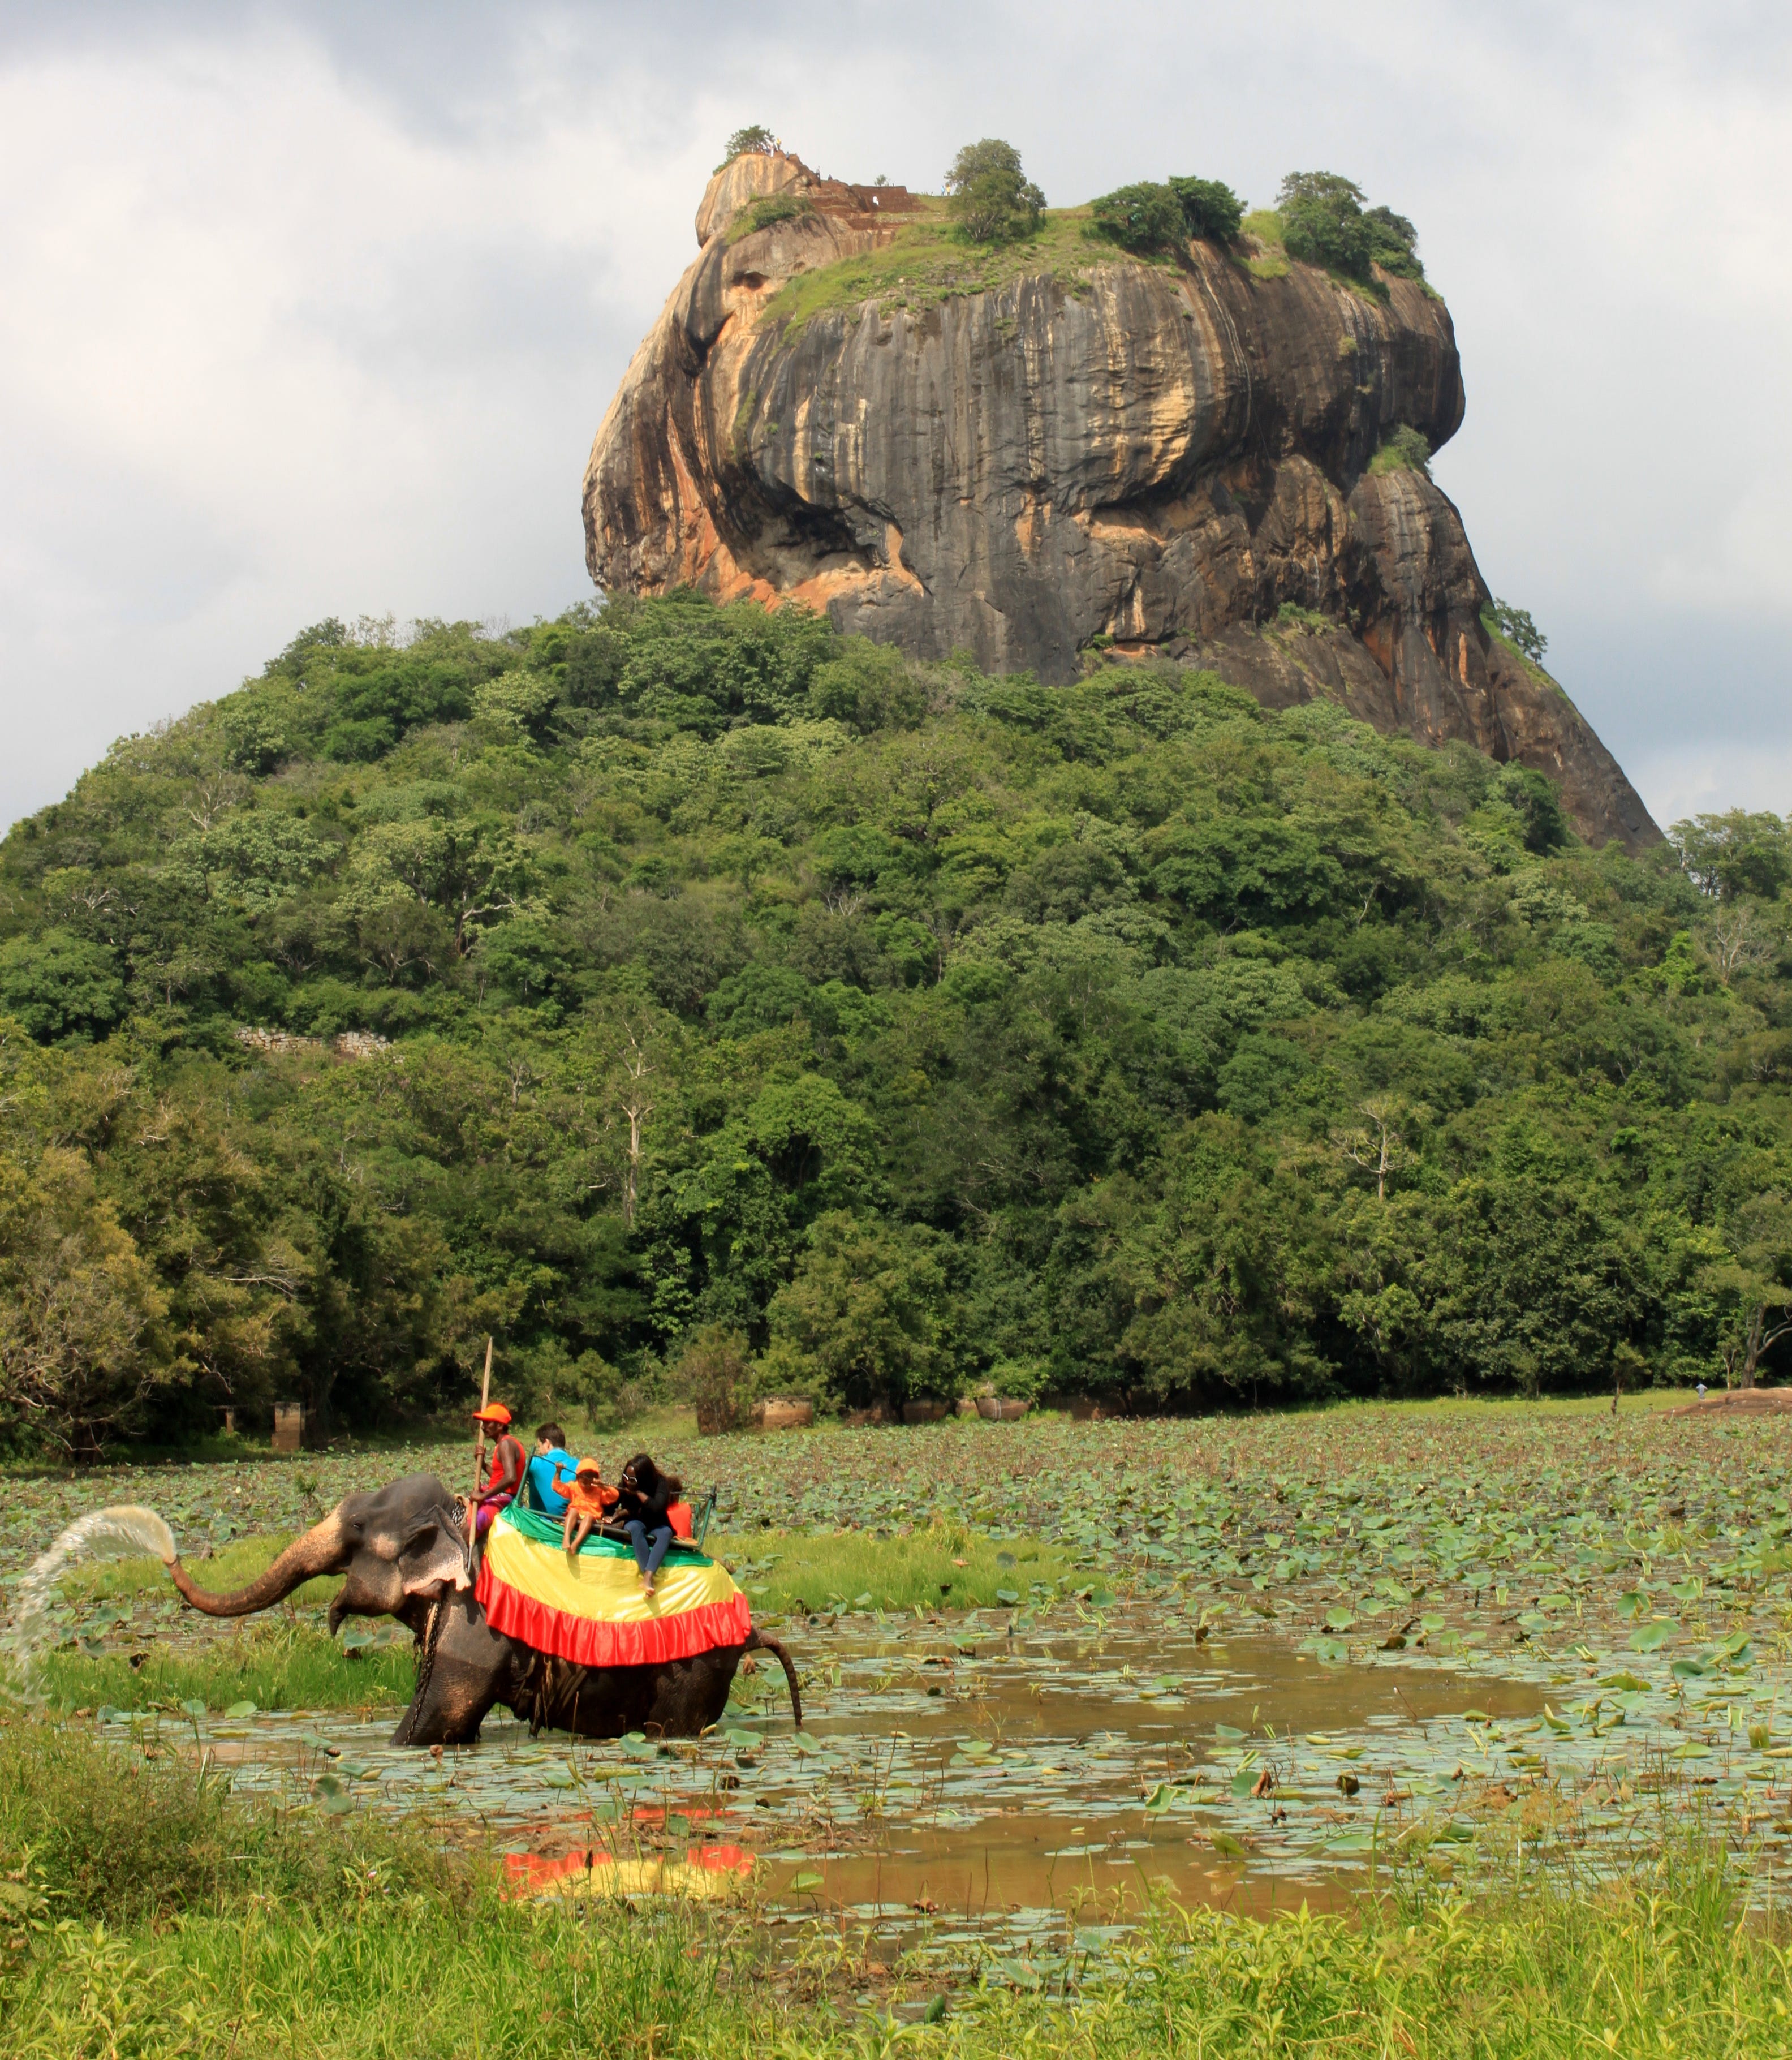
[2,2,1791,833]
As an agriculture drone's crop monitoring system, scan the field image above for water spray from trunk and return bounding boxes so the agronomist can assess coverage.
[5,1506,179,1687]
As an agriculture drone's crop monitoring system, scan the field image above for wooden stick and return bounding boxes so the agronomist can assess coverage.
[471,1335,493,1491]
[466,1335,494,1556]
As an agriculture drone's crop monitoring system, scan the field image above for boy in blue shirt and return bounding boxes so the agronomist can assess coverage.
[523,1422,574,1520]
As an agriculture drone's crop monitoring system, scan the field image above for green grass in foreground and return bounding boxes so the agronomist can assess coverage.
[35,1618,415,1714]
[1,1714,1787,2057]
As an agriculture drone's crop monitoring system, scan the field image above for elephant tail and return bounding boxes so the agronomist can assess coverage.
[746,1629,802,1730]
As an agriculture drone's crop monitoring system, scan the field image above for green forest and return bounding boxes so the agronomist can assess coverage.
[2,596,1789,1455]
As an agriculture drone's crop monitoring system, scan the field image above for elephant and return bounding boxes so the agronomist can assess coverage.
[158,1471,801,1748]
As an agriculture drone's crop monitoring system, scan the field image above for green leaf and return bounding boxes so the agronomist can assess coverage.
[1143,1783,1171,1814]
[224,1701,257,1719]
[791,1731,822,1756]
[996,1589,1020,1606]
[790,1871,824,1893]
[179,1698,208,1719]
[1630,1619,1675,1653]
[1208,1830,1247,1859]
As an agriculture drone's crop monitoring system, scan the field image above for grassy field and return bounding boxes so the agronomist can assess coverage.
[0,1712,1786,2058]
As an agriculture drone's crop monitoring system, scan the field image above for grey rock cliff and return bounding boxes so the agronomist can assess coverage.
[586,157,1657,849]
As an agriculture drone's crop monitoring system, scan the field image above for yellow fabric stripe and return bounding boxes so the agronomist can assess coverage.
[484,1515,742,1625]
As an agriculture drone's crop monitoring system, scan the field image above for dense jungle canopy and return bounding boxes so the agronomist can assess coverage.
[2,597,1789,1455]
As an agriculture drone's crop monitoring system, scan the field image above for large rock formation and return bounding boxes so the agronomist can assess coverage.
[585,153,1657,848]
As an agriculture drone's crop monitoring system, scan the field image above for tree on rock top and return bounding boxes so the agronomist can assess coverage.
[945,139,1044,243]
[1277,171,1423,282]
[720,124,776,167]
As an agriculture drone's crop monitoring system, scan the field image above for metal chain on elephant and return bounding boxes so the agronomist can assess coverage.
[411,1595,445,1711]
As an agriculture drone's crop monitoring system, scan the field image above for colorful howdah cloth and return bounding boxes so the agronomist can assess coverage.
[475,1506,751,1668]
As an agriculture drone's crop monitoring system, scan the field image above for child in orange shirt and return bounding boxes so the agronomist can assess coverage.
[555,1456,619,1557]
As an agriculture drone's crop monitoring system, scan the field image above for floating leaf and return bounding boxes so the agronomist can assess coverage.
[224,1701,257,1720]
[1143,1783,1171,1814]
[995,1589,1020,1606]
[1630,1620,1675,1653]
[790,1871,824,1893]
[179,1698,207,1719]
[1208,1830,1247,1859]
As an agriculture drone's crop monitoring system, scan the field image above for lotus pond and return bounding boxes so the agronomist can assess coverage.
[7,1397,1792,1974]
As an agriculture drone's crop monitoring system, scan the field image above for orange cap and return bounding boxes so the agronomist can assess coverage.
[472,1403,512,1426]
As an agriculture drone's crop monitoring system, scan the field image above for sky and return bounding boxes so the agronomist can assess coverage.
[2,0,1790,838]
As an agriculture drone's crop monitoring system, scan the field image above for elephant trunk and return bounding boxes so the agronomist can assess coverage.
[746,1629,803,1730]
[167,1513,347,1617]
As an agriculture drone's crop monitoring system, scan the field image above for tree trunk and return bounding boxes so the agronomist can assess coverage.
[1742,1306,1765,1388]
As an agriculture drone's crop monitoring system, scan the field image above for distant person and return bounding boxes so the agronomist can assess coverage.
[614,1453,680,1595]
[1697,1382,1708,1400]
[523,1423,574,1520]
[557,1456,619,1558]
[466,1404,525,1552]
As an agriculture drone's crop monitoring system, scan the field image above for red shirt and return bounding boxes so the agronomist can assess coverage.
[479,1434,524,1507]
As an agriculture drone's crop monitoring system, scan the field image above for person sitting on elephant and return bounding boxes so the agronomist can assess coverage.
[522,1423,574,1520]
[614,1453,680,1595]
[467,1405,525,1553]
[557,1456,619,1558]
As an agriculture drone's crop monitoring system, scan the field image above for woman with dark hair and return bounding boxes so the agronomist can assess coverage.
[614,1452,681,1594]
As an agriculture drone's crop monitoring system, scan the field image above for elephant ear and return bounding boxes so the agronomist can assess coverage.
[398,1516,472,1597]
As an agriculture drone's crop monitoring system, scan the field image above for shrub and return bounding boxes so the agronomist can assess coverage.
[1169,175,1244,243]
[1088,182,1186,255]
[988,1356,1045,1400]
[736,192,813,238]
[1368,423,1432,476]
[719,124,774,167]
[945,139,1044,244]
[675,1323,756,1435]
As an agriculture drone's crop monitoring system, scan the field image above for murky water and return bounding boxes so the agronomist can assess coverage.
[80,1595,1792,1959]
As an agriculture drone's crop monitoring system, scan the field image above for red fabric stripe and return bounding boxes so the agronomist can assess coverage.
[476,1566,752,1668]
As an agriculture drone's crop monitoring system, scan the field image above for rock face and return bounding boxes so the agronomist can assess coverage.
[585,154,1657,848]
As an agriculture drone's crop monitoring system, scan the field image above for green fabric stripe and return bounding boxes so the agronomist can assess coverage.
[499,1502,713,1566]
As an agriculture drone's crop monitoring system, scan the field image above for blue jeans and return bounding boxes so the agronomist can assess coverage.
[623,1520,673,1579]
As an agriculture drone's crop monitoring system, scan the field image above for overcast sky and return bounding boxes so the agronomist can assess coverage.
[3,0,1789,837]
